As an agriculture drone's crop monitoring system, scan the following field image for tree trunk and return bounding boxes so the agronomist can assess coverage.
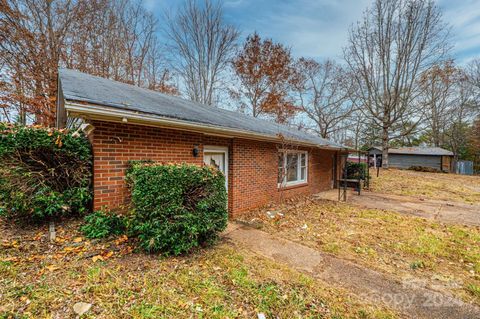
[382,127,389,168]
[432,122,440,147]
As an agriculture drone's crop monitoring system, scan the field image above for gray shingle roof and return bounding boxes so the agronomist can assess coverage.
[59,69,346,149]
[370,146,453,156]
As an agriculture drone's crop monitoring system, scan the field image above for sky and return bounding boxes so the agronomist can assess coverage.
[144,0,480,65]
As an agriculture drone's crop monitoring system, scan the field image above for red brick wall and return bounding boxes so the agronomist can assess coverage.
[91,121,337,216]
[229,139,336,215]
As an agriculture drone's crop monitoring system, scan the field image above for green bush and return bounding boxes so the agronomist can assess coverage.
[346,162,367,180]
[408,165,440,173]
[127,162,228,255]
[0,123,92,220]
[80,210,127,239]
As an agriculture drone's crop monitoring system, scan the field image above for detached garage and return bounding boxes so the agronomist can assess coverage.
[368,147,454,172]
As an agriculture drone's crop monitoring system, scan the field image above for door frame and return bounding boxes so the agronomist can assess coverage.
[204,145,229,192]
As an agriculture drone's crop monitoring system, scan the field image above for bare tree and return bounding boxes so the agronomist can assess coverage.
[344,0,451,167]
[444,72,478,161]
[470,117,480,171]
[294,58,356,139]
[276,134,301,205]
[63,0,176,93]
[0,0,80,124]
[144,41,179,95]
[164,0,239,105]
[342,110,370,149]
[0,0,176,126]
[419,61,459,146]
[466,58,480,111]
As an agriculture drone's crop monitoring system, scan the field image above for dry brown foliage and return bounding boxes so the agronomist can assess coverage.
[232,32,299,123]
[0,0,178,126]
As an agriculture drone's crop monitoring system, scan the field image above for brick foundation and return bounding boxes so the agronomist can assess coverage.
[91,121,339,216]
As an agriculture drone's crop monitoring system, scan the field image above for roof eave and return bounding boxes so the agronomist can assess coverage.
[389,151,453,156]
[65,100,348,151]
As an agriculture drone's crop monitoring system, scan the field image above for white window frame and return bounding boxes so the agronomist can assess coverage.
[277,150,308,188]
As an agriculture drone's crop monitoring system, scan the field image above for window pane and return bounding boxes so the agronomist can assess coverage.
[301,153,306,167]
[301,167,306,180]
[287,154,298,182]
[278,153,284,183]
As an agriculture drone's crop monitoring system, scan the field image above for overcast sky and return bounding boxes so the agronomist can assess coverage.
[144,0,480,64]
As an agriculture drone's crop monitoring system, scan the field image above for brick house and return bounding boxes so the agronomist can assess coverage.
[56,69,348,216]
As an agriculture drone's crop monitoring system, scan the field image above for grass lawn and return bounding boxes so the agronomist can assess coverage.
[0,218,397,319]
[369,169,480,204]
[239,198,480,305]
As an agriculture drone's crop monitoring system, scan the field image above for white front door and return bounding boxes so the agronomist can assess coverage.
[203,146,228,192]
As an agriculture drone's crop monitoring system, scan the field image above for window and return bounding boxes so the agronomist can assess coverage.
[278,151,308,187]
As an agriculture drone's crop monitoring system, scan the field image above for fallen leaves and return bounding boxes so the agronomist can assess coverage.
[32,232,44,241]
[0,214,397,319]
[0,218,143,317]
[92,250,114,262]
[54,237,66,244]
[103,251,114,259]
[55,135,63,148]
[240,195,480,305]
[115,235,128,245]
[2,240,19,248]
[63,245,87,255]
[0,218,135,279]
[45,265,60,272]
[91,255,103,263]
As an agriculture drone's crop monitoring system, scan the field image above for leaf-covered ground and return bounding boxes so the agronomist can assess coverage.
[239,198,480,306]
[369,169,480,204]
[0,218,397,319]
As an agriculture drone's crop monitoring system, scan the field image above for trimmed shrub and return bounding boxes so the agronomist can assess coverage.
[346,162,367,180]
[0,123,92,220]
[127,162,228,255]
[80,210,127,239]
[409,166,440,173]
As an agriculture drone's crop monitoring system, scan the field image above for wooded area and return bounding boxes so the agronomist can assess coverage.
[1,0,479,166]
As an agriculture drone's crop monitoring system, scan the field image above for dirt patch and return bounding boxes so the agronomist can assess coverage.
[318,189,480,227]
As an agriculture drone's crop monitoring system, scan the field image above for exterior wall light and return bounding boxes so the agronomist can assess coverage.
[193,144,199,157]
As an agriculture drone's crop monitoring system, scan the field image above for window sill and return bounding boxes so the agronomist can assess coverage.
[277,182,308,191]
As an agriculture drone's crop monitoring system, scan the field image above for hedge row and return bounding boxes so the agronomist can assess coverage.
[0,123,228,256]
[0,123,92,220]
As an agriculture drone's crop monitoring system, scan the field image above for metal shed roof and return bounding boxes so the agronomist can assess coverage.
[369,146,453,156]
[58,69,347,150]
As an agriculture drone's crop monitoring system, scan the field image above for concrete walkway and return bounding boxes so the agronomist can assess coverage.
[224,223,480,319]
[316,190,480,227]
